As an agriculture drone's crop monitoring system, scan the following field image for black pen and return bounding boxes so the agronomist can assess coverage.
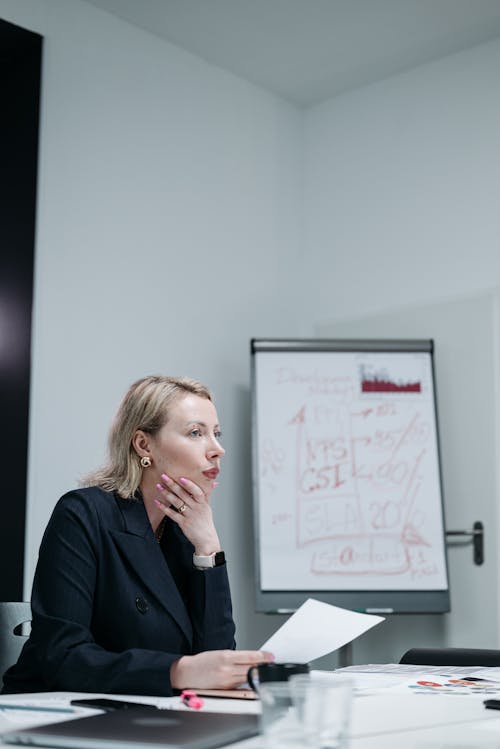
[0,703,75,714]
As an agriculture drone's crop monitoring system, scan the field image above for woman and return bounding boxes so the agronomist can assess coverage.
[2,375,272,695]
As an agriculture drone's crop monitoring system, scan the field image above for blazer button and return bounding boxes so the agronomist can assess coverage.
[135,596,149,614]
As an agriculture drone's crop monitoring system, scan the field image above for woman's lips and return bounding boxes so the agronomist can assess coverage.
[203,468,219,480]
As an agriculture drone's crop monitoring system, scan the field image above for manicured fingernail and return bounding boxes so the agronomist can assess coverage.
[212,481,219,488]
[179,477,187,484]
[161,474,170,482]
[156,483,164,491]
[154,499,162,506]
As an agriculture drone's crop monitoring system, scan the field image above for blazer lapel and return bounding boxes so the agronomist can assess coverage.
[110,497,193,640]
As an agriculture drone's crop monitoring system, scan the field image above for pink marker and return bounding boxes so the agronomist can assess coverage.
[180,690,204,710]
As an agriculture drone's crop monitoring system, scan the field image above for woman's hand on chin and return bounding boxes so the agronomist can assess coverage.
[154,474,220,554]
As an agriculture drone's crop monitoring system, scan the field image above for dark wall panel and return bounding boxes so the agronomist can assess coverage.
[0,19,42,599]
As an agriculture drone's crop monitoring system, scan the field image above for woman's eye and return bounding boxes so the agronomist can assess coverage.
[190,428,202,437]
[215,430,222,440]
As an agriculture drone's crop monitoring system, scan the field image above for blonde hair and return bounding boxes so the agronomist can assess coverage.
[81,375,212,498]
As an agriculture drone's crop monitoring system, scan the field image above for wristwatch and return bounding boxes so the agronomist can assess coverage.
[193,551,226,570]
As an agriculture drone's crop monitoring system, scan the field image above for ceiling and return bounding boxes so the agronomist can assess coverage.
[83,0,500,106]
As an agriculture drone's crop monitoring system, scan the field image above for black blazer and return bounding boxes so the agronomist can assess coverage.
[2,487,235,695]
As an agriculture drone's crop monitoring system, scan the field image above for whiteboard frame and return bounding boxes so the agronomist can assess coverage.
[250,338,450,614]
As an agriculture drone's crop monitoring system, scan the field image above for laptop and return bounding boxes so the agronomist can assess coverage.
[2,707,259,749]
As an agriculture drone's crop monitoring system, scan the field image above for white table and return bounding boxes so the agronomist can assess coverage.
[1,688,500,748]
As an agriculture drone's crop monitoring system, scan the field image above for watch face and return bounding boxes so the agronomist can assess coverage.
[214,551,226,566]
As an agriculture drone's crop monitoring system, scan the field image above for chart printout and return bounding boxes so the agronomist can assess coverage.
[254,349,448,591]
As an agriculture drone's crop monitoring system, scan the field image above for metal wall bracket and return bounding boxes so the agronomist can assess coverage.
[445,521,484,565]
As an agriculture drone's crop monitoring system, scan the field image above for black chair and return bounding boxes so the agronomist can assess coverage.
[400,647,500,667]
[0,601,31,683]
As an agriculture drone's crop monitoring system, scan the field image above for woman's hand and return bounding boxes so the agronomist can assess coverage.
[170,650,275,690]
[155,474,221,555]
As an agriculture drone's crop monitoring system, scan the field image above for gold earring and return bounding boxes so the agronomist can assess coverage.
[140,456,152,468]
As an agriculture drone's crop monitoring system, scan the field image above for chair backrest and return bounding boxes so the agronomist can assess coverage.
[400,647,500,667]
[0,601,31,684]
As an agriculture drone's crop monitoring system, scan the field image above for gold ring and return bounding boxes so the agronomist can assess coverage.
[178,503,187,514]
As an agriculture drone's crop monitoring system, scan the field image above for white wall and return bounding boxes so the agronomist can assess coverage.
[304,37,500,321]
[0,0,302,651]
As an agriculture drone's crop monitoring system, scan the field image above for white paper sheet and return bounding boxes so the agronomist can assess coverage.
[260,598,384,663]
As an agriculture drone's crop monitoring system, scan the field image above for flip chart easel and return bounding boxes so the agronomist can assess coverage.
[251,338,450,615]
